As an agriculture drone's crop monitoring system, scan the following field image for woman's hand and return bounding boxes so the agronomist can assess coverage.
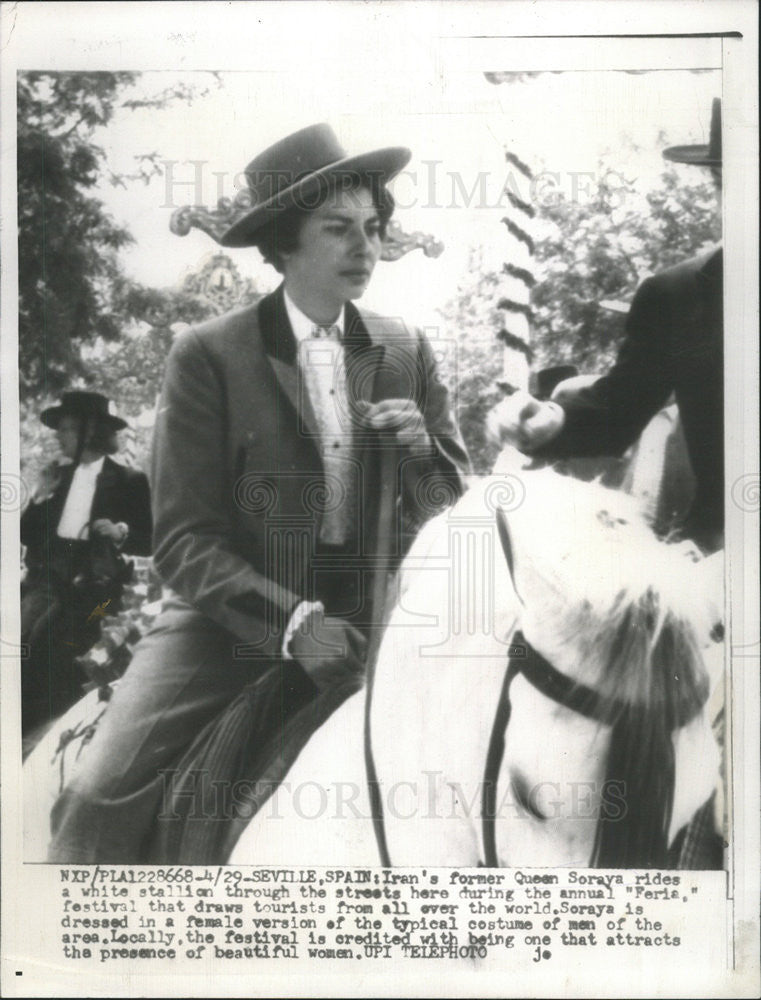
[360,399,432,457]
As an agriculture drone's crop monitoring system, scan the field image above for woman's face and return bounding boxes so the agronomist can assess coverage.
[280,185,383,321]
[55,416,102,459]
[55,416,84,460]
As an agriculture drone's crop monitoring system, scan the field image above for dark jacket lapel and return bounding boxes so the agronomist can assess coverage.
[49,464,77,528]
[259,285,321,440]
[698,247,723,338]
[344,301,386,413]
[343,302,392,557]
[90,456,120,523]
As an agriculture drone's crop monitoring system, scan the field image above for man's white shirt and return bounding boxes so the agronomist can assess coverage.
[56,456,105,540]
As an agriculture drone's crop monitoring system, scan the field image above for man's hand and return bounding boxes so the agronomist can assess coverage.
[488,391,565,453]
[91,519,129,544]
[288,611,367,691]
[360,399,432,457]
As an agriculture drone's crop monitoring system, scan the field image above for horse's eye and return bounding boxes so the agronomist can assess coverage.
[710,622,724,643]
[510,771,545,821]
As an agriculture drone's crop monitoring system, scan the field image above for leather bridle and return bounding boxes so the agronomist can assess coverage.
[481,629,707,867]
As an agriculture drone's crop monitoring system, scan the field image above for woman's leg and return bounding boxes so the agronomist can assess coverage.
[47,602,256,863]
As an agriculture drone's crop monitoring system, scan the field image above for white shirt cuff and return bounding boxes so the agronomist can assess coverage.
[282,600,325,660]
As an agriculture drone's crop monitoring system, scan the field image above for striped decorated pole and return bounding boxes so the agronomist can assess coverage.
[495,149,536,394]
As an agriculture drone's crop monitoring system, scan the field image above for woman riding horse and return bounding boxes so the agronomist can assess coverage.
[26,454,723,869]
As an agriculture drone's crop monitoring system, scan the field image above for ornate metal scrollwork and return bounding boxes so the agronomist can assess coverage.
[170,198,444,262]
[380,220,444,262]
[169,191,254,244]
[180,253,258,314]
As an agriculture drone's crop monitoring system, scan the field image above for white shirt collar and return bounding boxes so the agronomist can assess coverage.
[73,455,105,478]
[283,289,344,343]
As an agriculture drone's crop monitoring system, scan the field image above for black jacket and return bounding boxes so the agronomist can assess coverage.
[541,248,723,548]
[21,456,153,571]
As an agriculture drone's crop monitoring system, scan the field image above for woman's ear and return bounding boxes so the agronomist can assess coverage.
[496,507,523,605]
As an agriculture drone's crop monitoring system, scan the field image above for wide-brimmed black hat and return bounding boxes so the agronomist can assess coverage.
[663,98,721,166]
[220,123,411,248]
[41,391,127,431]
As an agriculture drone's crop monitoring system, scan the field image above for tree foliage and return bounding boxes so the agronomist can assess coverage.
[440,164,721,472]
[17,70,236,486]
[531,163,721,373]
[436,249,508,475]
[17,71,220,400]
[17,72,140,396]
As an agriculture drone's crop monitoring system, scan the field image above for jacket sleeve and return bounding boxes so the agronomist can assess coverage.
[120,471,153,557]
[150,330,301,659]
[399,329,470,535]
[20,463,64,548]
[539,274,675,459]
[20,499,42,549]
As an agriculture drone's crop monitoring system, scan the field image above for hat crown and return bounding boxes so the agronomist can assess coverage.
[708,97,722,161]
[244,124,348,203]
[61,391,111,415]
[662,98,722,166]
[220,123,411,247]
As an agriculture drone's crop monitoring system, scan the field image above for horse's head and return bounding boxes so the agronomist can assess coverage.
[490,465,719,868]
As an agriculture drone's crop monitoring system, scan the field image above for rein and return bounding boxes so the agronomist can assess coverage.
[364,443,398,868]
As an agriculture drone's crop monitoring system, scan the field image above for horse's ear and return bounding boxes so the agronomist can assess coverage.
[496,507,523,605]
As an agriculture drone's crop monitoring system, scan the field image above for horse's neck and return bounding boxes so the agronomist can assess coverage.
[389,493,523,685]
[370,497,522,866]
[373,488,523,783]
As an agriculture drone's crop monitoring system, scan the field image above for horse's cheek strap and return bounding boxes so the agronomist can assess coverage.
[482,662,519,867]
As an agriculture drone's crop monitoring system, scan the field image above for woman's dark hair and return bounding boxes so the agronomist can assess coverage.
[254,172,395,273]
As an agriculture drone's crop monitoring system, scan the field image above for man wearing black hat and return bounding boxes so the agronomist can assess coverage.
[48,125,468,862]
[20,391,152,733]
[495,99,724,554]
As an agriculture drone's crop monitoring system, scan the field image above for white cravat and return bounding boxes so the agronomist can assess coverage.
[283,291,356,545]
[56,456,105,540]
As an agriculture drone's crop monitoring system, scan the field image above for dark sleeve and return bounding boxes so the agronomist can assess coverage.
[149,330,300,659]
[540,275,675,459]
[417,328,471,485]
[20,464,63,548]
[20,500,42,548]
[399,329,471,536]
[121,471,153,557]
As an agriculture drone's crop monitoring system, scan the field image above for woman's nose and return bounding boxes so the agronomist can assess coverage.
[351,227,376,256]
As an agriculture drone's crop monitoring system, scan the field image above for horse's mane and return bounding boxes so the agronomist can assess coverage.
[504,468,714,866]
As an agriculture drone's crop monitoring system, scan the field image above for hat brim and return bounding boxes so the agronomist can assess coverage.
[41,405,127,431]
[219,146,412,248]
[662,144,721,166]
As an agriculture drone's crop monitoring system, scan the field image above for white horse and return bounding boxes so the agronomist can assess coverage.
[25,455,723,867]
[229,455,723,867]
